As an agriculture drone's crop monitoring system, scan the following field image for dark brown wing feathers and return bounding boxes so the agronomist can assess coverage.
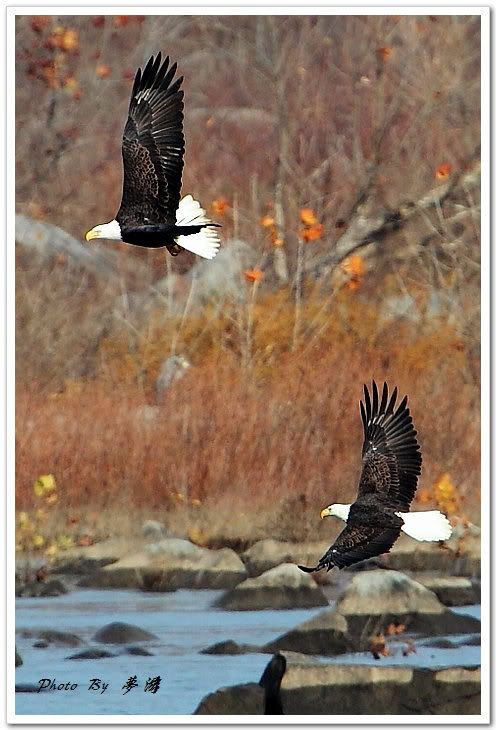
[358,381,421,510]
[300,524,401,572]
[117,53,185,228]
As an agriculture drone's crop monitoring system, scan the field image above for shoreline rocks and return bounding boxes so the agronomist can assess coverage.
[195,653,481,715]
[77,539,247,590]
[214,563,328,611]
[93,622,158,644]
[334,570,480,640]
[415,576,478,607]
[19,630,83,648]
[240,540,333,578]
[265,608,353,656]
[201,640,259,655]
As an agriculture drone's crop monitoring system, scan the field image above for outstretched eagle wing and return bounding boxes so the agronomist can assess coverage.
[357,381,422,511]
[299,523,401,572]
[117,53,184,228]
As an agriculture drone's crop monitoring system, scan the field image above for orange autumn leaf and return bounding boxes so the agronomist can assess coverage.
[435,163,452,180]
[40,66,59,90]
[301,223,324,242]
[270,228,284,247]
[114,15,131,27]
[376,47,394,62]
[369,633,389,659]
[188,526,209,546]
[417,488,432,505]
[432,472,460,517]
[300,208,318,226]
[96,64,111,79]
[48,27,79,52]
[114,15,144,26]
[212,197,230,216]
[260,215,275,228]
[244,269,263,283]
[387,623,405,636]
[341,255,364,278]
[347,277,362,291]
[433,473,456,501]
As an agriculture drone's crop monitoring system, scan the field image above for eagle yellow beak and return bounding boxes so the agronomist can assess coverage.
[85,228,98,242]
[320,507,331,519]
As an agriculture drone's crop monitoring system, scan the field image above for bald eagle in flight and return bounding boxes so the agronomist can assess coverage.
[85,53,220,259]
[299,382,452,573]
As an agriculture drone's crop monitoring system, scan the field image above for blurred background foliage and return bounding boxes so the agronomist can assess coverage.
[15,15,480,549]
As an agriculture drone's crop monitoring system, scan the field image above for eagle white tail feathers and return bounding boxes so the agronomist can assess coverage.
[397,510,452,542]
[175,195,220,260]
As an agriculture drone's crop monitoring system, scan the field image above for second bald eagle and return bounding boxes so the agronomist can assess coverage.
[86,53,220,259]
[299,382,452,573]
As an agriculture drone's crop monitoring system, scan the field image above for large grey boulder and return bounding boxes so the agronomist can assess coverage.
[195,684,264,714]
[200,640,259,655]
[195,654,481,715]
[215,563,328,610]
[335,570,480,638]
[241,539,332,577]
[28,630,83,647]
[67,648,115,660]
[16,578,68,598]
[142,520,167,540]
[53,537,139,574]
[93,622,157,644]
[78,538,247,590]
[264,608,353,656]
[415,576,478,607]
[15,214,119,276]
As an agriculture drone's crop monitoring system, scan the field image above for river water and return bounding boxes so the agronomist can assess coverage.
[15,588,480,716]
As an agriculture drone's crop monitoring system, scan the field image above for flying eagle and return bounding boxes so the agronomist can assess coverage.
[85,53,220,259]
[299,382,452,573]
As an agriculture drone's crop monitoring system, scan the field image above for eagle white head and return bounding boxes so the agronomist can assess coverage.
[85,219,122,242]
[320,503,351,522]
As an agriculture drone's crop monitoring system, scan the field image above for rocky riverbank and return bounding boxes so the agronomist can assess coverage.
[16,524,482,715]
[195,653,481,715]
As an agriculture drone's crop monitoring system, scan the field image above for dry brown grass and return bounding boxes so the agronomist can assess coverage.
[16,295,480,546]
